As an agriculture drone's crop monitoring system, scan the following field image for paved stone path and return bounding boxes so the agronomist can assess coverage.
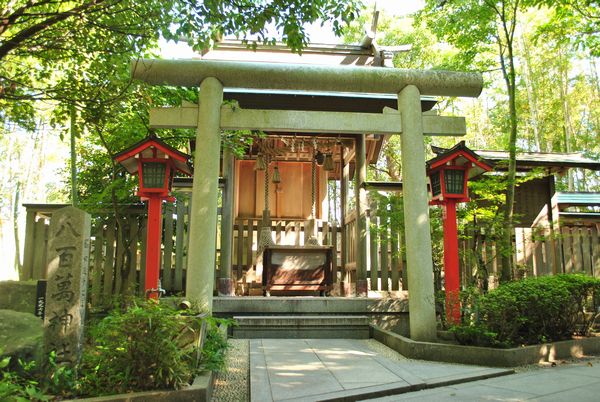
[248,339,511,402]
[365,358,600,401]
[211,339,600,402]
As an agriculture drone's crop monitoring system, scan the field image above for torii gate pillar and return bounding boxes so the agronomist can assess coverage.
[399,85,437,342]
[186,77,223,312]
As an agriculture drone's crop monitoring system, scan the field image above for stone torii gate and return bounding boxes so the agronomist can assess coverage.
[132,59,483,342]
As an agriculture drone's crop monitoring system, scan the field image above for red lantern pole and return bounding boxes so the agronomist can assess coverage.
[443,198,461,325]
[145,196,163,299]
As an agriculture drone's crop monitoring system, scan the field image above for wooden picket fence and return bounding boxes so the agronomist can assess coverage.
[231,218,340,281]
[366,213,404,291]
[459,224,600,288]
[22,200,192,307]
[21,202,600,304]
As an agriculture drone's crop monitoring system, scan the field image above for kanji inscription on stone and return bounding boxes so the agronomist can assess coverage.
[43,206,91,367]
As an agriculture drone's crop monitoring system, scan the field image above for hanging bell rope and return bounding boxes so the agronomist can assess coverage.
[306,144,320,246]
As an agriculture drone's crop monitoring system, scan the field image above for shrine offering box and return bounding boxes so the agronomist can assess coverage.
[262,245,333,294]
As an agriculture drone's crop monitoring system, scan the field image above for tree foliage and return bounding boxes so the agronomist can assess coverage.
[0,0,364,279]
[420,0,524,282]
[0,0,362,126]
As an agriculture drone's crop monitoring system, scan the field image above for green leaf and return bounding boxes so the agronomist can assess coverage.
[0,356,10,369]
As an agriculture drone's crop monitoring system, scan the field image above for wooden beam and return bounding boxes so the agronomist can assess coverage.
[150,106,466,136]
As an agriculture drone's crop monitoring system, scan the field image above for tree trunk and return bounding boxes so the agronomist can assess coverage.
[70,106,78,206]
[557,48,575,191]
[12,181,23,274]
[520,32,542,151]
[498,10,519,283]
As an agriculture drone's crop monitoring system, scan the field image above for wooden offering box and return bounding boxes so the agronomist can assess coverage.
[262,245,333,295]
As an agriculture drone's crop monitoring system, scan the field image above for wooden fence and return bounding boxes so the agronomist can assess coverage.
[367,213,405,291]
[22,200,192,306]
[232,218,340,281]
[22,203,342,304]
[459,224,600,288]
[22,202,600,303]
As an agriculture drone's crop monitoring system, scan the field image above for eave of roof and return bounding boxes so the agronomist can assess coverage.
[223,88,438,113]
[474,150,600,171]
[206,40,379,56]
[554,192,600,207]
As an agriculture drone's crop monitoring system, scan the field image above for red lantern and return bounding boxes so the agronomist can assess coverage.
[427,141,493,324]
[114,135,192,298]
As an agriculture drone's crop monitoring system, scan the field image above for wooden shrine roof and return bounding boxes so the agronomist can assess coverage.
[474,150,600,171]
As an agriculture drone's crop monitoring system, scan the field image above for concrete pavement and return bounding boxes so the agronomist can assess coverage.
[364,359,600,401]
[249,339,514,402]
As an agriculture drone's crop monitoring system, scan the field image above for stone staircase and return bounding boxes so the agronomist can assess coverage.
[232,315,370,338]
[213,296,410,339]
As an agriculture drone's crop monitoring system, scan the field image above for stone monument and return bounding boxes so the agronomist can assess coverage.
[43,206,91,366]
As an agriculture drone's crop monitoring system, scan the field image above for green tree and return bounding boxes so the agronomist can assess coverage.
[1,0,364,279]
[532,0,600,56]
[420,0,525,283]
[1,0,362,125]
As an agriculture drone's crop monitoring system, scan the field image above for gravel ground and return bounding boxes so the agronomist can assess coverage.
[211,339,250,402]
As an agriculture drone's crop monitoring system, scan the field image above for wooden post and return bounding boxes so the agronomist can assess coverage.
[162,203,175,291]
[174,199,187,292]
[390,220,400,291]
[22,208,37,280]
[340,147,351,296]
[370,211,380,292]
[380,218,389,291]
[218,149,235,296]
[592,224,600,278]
[355,134,368,297]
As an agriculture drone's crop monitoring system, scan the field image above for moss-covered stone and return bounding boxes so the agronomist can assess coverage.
[0,309,43,363]
[0,280,37,314]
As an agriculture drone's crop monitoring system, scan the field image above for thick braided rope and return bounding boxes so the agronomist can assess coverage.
[264,157,270,212]
[257,157,274,257]
[306,152,320,246]
[311,153,316,218]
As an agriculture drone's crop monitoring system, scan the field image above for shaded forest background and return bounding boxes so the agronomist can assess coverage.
[1,0,598,280]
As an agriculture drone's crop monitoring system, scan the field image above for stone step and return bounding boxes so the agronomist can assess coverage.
[232,315,370,339]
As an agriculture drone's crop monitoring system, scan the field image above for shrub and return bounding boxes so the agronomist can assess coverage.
[199,317,231,372]
[452,274,600,347]
[78,300,216,396]
[0,353,50,402]
[450,324,505,348]
[1,302,231,400]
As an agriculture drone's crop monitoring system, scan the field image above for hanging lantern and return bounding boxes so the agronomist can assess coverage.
[272,164,281,184]
[323,153,334,171]
[255,153,266,170]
